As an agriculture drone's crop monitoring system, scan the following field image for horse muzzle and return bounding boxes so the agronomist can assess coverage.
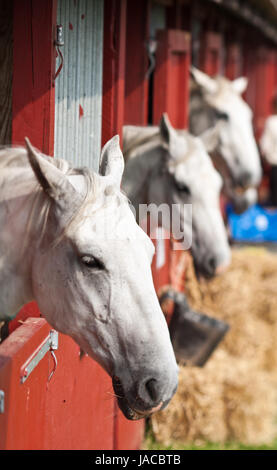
[112,376,174,421]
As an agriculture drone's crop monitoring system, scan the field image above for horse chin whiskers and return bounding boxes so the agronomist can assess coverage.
[112,375,163,421]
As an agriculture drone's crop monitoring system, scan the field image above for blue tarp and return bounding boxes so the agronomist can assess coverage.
[227,204,277,242]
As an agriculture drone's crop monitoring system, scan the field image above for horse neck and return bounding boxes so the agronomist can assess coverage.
[0,170,49,320]
[122,146,166,214]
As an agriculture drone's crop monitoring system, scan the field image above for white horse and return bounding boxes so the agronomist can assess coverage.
[190,67,262,213]
[0,136,178,420]
[122,114,231,279]
[260,115,277,165]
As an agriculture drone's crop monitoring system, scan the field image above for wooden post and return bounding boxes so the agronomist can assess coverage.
[102,0,126,146]
[124,0,150,125]
[254,47,276,138]
[199,31,222,76]
[10,0,57,327]
[153,29,191,129]
[242,40,257,115]
[225,43,242,80]
[0,0,12,145]
[12,0,57,155]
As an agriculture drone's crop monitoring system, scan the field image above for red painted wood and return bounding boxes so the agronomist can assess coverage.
[225,43,242,80]
[12,0,56,154]
[114,408,145,451]
[0,318,114,449]
[8,302,41,334]
[0,319,50,449]
[200,32,222,76]
[102,0,145,450]
[151,233,172,325]
[254,47,276,139]
[10,0,57,328]
[151,234,189,325]
[153,29,191,129]
[124,0,150,125]
[151,234,171,296]
[242,42,257,116]
[102,0,126,146]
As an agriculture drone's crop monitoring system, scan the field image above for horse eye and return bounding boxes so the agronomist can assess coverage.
[175,181,191,195]
[80,255,104,270]
[214,109,229,121]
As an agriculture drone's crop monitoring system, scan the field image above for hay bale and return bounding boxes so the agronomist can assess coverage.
[151,247,277,446]
[185,247,277,374]
[152,350,277,446]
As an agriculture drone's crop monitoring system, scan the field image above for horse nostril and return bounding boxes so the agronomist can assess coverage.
[145,378,159,402]
[240,171,252,187]
[207,257,216,274]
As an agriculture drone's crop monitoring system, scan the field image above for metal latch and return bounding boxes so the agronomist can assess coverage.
[54,24,64,82]
[20,330,59,384]
[0,390,4,414]
[55,24,64,47]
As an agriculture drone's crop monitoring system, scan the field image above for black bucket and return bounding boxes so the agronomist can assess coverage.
[160,289,230,367]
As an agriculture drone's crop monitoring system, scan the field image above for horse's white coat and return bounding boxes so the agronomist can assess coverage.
[122,114,231,278]
[260,115,277,165]
[190,67,262,188]
[0,136,178,419]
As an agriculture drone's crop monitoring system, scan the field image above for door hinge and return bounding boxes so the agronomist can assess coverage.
[20,330,59,384]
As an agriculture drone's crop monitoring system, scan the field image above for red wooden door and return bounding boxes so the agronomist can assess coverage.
[11,0,57,325]
[124,0,150,126]
[243,40,257,116]
[0,319,114,449]
[254,47,276,138]
[225,43,242,80]
[153,29,191,129]
[199,32,222,76]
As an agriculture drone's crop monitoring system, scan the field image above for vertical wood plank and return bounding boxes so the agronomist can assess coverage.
[199,31,222,76]
[11,0,57,325]
[153,29,191,129]
[254,47,276,138]
[102,0,126,145]
[0,0,12,145]
[225,43,242,80]
[124,0,150,125]
[12,0,57,155]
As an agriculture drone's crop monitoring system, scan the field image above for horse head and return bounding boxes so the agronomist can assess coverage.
[190,66,262,190]
[23,137,178,420]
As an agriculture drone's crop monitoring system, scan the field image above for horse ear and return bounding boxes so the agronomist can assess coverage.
[199,122,224,153]
[190,66,218,94]
[159,113,189,161]
[99,135,124,187]
[25,137,77,206]
[159,113,175,145]
[232,77,248,95]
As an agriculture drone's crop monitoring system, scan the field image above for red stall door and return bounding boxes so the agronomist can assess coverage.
[199,31,222,76]
[153,29,191,129]
[254,47,276,138]
[124,0,150,126]
[0,318,114,450]
[151,229,190,325]
[243,41,257,115]
[225,43,242,80]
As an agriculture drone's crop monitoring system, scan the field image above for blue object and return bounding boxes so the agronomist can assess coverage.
[227,204,277,242]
